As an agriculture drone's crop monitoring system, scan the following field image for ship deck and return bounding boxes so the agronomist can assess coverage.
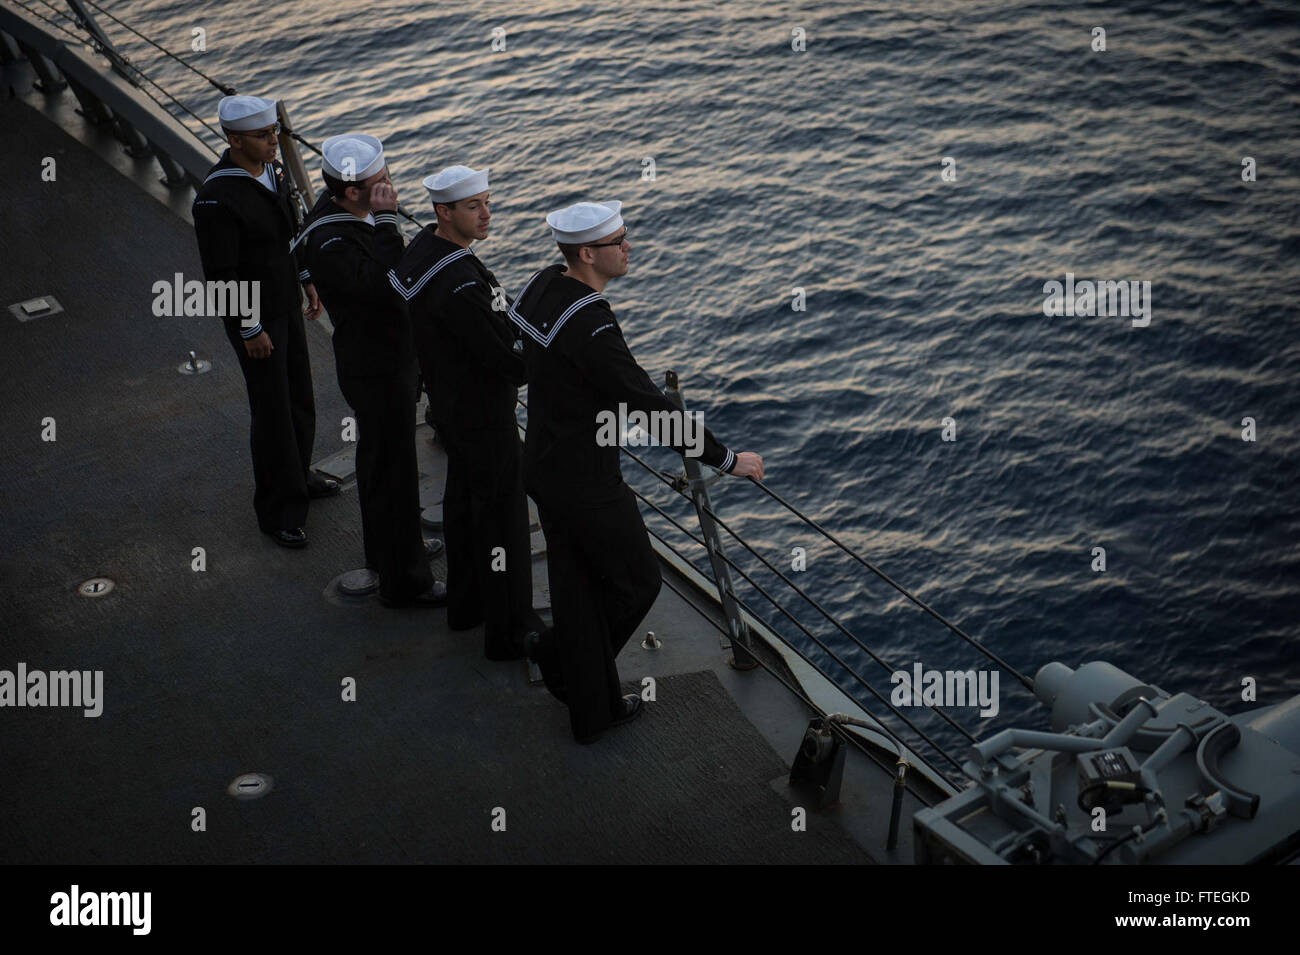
[0,91,938,864]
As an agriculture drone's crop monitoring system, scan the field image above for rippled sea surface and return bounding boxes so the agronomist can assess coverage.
[106,0,1300,768]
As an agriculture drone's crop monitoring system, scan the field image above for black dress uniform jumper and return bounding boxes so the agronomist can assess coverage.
[192,152,317,533]
[390,232,543,658]
[292,195,433,601]
[508,264,737,741]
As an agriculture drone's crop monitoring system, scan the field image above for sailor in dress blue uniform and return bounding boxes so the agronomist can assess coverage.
[390,165,543,654]
[510,200,765,742]
[293,134,444,607]
[192,95,336,548]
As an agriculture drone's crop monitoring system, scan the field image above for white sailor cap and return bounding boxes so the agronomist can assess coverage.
[423,165,490,205]
[217,95,278,132]
[321,134,386,182]
[546,201,623,244]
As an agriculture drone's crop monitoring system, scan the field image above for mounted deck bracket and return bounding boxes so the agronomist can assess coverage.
[789,717,846,809]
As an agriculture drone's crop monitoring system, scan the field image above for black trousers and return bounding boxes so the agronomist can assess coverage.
[534,485,661,740]
[441,427,542,658]
[339,366,433,601]
[226,311,315,533]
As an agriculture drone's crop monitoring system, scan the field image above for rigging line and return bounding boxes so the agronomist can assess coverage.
[126,65,227,147]
[24,2,410,203]
[629,436,1034,691]
[629,482,976,767]
[286,129,321,155]
[515,395,1025,716]
[80,0,235,93]
[637,488,978,750]
[749,477,1035,690]
[32,0,146,85]
[688,494,992,737]
[611,436,1033,692]
[66,2,239,146]
[103,49,228,148]
[12,0,224,153]
[11,0,89,46]
[33,0,73,27]
[618,441,1007,727]
[644,521,955,796]
[652,565,940,808]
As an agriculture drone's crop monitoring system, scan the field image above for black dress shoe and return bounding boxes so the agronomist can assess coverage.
[378,580,448,608]
[611,693,643,727]
[423,538,444,559]
[265,527,308,548]
[306,475,340,499]
[575,694,643,745]
[524,629,567,703]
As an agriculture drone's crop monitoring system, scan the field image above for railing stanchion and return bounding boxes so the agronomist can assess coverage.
[664,369,757,670]
[15,39,68,93]
[64,0,137,84]
[276,101,316,217]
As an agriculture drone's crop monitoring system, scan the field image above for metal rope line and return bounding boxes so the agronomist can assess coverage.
[16,1,424,218]
[681,496,982,742]
[627,481,975,772]
[750,477,1035,691]
[618,442,994,737]
[623,442,1034,693]
[651,560,941,807]
[34,0,73,28]
[120,60,228,150]
[56,0,239,148]
[641,516,956,793]
[81,0,234,94]
[11,0,87,45]
[12,0,226,153]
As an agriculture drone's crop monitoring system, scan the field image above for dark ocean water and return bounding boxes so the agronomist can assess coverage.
[102,0,1299,771]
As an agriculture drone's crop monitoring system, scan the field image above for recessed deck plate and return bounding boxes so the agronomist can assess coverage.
[227,773,273,800]
[9,295,64,321]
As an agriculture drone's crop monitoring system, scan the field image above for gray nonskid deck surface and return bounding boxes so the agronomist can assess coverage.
[0,97,870,864]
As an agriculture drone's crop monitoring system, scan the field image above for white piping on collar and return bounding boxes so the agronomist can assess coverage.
[289,213,364,251]
[387,247,474,301]
[203,162,275,185]
[506,270,606,348]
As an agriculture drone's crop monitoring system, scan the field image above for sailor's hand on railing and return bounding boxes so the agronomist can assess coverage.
[370,181,399,212]
[730,451,764,480]
[243,331,273,360]
[303,284,323,320]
